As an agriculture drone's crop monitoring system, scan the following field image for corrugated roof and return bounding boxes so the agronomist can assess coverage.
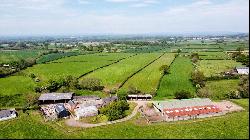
[38,92,73,101]
[0,110,16,118]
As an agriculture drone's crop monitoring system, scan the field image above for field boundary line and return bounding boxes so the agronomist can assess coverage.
[118,52,166,90]
[77,53,138,80]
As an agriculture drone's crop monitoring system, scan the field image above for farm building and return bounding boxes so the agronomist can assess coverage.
[74,105,98,120]
[0,109,17,121]
[38,92,74,104]
[101,96,118,107]
[55,103,70,118]
[127,94,152,100]
[153,98,223,121]
[73,95,103,108]
[235,67,249,75]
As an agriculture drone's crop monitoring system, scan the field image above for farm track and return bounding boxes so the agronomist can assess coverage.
[77,53,138,80]
[118,52,165,89]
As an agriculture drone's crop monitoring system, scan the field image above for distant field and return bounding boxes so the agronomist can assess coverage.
[36,52,81,64]
[0,99,248,139]
[120,53,175,94]
[156,56,196,99]
[204,79,240,100]
[83,53,161,90]
[0,50,41,64]
[24,53,133,83]
[197,60,243,77]
[198,52,230,60]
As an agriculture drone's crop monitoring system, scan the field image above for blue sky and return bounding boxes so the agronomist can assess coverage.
[0,0,248,35]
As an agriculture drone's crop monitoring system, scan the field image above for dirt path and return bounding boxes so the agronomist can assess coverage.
[65,101,146,128]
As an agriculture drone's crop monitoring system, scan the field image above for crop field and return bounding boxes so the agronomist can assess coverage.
[0,50,41,64]
[120,53,176,94]
[23,53,133,83]
[203,79,240,100]
[36,52,81,64]
[82,53,161,90]
[197,60,243,77]
[198,52,230,60]
[0,99,248,139]
[156,56,196,99]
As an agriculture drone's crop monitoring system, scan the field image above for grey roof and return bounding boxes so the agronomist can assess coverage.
[73,95,101,100]
[153,98,212,110]
[103,96,118,103]
[38,93,73,101]
[236,67,249,74]
[55,103,66,113]
[128,94,152,98]
[0,110,16,118]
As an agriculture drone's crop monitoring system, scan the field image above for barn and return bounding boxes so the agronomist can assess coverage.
[38,92,74,104]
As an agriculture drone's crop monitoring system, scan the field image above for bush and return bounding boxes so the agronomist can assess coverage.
[99,101,129,121]
[197,88,211,98]
[117,91,128,101]
[78,78,104,91]
[191,70,206,88]
[226,90,241,99]
[174,90,192,99]
[159,65,170,74]
[238,76,249,98]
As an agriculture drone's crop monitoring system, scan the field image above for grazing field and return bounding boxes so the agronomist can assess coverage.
[36,52,80,64]
[0,99,248,139]
[197,60,243,77]
[23,53,133,83]
[0,50,41,64]
[120,53,175,94]
[198,52,230,60]
[203,79,240,100]
[156,56,196,99]
[82,53,161,90]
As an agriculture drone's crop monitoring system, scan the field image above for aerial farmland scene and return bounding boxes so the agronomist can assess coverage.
[0,0,249,139]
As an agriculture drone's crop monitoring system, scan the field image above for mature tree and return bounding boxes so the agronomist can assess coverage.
[191,70,206,88]
[238,75,249,98]
[78,78,104,91]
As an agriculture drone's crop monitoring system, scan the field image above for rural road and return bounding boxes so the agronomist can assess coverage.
[65,101,147,128]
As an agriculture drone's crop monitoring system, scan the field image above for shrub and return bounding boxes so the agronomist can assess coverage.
[226,90,241,99]
[78,78,104,91]
[174,90,192,99]
[238,76,249,98]
[197,88,211,98]
[117,91,128,101]
[191,70,206,88]
[159,65,170,74]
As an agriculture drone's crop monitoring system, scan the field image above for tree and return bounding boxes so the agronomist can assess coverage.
[99,101,129,121]
[159,65,170,74]
[174,90,192,99]
[191,70,206,88]
[197,88,211,98]
[238,75,249,98]
[78,78,104,91]
[190,53,199,63]
[117,91,128,101]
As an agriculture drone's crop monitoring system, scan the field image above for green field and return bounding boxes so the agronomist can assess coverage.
[120,53,175,94]
[156,56,196,99]
[24,53,133,83]
[198,52,230,60]
[203,79,240,100]
[0,50,41,64]
[82,53,161,90]
[197,60,243,77]
[0,99,248,139]
[36,52,81,64]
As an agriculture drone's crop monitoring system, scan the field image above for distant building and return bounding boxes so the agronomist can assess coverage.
[38,92,74,104]
[0,109,17,121]
[235,67,249,75]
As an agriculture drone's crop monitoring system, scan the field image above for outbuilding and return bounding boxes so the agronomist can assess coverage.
[38,92,74,104]
[0,109,17,121]
[235,67,249,75]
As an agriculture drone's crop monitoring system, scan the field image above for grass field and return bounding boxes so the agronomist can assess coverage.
[23,53,133,83]
[120,53,175,94]
[197,60,243,77]
[198,52,230,60]
[0,50,41,64]
[203,79,240,100]
[82,53,161,90]
[0,99,248,139]
[36,52,80,64]
[156,56,196,99]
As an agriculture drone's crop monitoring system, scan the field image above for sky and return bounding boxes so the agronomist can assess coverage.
[0,0,249,36]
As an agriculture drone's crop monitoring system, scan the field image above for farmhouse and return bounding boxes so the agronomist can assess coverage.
[0,109,17,121]
[235,67,249,75]
[38,92,74,104]
[127,94,152,100]
[153,98,223,121]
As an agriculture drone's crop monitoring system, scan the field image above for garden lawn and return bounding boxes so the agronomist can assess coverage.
[82,53,161,90]
[0,99,248,139]
[156,56,196,99]
[198,60,243,77]
[120,53,175,94]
